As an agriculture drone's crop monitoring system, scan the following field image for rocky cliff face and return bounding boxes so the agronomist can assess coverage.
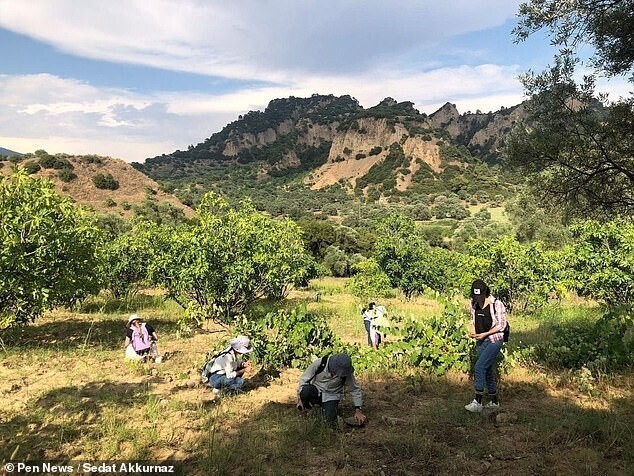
[137,94,527,191]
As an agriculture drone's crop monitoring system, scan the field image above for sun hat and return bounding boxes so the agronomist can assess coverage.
[127,314,143,327]
[230,335,253,354]
[328,353,354,378]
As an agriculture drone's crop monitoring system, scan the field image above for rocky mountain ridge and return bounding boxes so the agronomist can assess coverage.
[136,95,525,194]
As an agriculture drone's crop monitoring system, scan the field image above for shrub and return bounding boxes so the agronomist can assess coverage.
[533,306,634,374]
[92,173,119,190]
[58,168,77,183]
[104,198,117,207]
[567,220,634,305]
[346,258,393,299]
[146,193,314,323]
[23,161,41,175]
[351,297,472,374]
[97,224,154,299]
[237,305,339,370]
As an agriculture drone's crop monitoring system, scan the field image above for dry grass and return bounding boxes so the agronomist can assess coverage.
[1,283,632,475]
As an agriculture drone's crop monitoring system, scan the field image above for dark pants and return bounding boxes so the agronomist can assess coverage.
[299,384,339,424]
[364,320,372,346]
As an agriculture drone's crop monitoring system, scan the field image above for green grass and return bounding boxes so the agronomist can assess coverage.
[0,282,632,475]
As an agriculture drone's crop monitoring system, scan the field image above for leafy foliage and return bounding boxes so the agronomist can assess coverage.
[146,193,313,323]
[510,0,634,217]
[92,173,119,190]
[346,258,393,300]
[0,171,102,326]
[567,219,634,305]
[97,224,155,299]
[469,235,565,311]
[533,306,634,373]
[236,305,340,370]
[351,297,472,375]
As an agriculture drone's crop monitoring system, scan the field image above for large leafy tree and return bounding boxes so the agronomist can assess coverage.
[507,0,634,218]
[0,170,102,327]
[147,193,313,323]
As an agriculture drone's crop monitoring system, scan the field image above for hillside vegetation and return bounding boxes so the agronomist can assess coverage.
[133,95,524,223]
[1,150,193,221]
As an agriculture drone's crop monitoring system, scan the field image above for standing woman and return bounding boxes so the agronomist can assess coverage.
[465,280,507,412]
[362,302,376,346]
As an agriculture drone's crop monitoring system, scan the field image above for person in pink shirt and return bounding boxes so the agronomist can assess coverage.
[464,280,507,413]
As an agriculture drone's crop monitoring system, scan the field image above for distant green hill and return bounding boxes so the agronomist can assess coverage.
[133,94,526,222]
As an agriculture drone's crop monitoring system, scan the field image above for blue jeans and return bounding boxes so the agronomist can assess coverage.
[474,339,503,395]
[209,373,245,391]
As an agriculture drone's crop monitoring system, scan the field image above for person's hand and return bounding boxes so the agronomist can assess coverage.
[296,401,305,412]
[354,408,366,425]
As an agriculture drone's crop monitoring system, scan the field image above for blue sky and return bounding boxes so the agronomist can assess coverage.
[0,1,627,162]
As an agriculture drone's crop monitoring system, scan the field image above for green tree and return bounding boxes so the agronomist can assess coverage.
[92,173,119,190]
[509,0,634,217]
[98,223,155,299]
[0,171,102,327]
[346,258,392,300]
[147,193,313,323]
[469,235,565,311]
[567,219,634,305]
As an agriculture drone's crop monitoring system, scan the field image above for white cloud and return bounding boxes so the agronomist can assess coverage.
[0,65,529,161]
[0,0,520,81]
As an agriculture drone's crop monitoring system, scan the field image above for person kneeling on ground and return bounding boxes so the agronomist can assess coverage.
[201,336,253,394]
[297,353,366,427]
[124,314,161,363]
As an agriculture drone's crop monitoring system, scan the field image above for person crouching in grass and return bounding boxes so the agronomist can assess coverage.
[124,314,161,363]
[297,353,366,427]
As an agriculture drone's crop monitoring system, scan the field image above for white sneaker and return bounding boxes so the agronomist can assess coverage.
[464,400,483,413]
[212,388,221,395]
[485,401,500,409]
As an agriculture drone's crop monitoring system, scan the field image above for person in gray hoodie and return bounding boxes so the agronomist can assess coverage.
[296,353,366,426]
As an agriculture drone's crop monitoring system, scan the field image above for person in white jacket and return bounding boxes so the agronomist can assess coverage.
[201,336,253,394]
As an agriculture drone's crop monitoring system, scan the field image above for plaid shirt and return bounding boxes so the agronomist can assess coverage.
[470,297,506,344]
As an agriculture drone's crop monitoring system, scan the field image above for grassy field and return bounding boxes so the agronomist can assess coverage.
[1,279,632,475]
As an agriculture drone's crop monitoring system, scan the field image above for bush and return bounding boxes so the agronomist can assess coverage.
[22,161,41,175]
[92,173,119,190]
[58,168,77,183]
[351,297,472,374]
[237,305,339,370]
[97,224,153,299]
[146,193,314,323]
[346,258,393,299]
[532,307,634,374]
[568,220,634,306]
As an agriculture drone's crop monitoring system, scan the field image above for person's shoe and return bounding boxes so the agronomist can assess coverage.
[212,388,221,395]
[485,401,500,409]
[464,399,483,413]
